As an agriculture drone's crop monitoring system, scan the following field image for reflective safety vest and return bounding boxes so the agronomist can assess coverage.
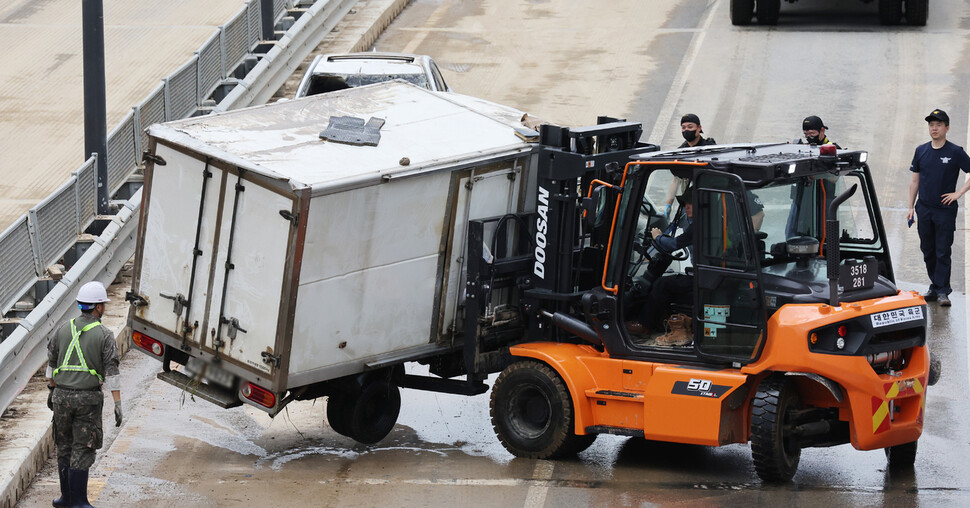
[52,319,104,382]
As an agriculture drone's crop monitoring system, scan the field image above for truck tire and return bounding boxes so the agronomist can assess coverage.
[490,361,593,459]
[348,380,401,444]
[885,440,918,468]
[750,377,801,482]
[756,0,780,25]
[879,0,903,25]
[326,391,354,437]
[731,0,755,26]
[905,0,927,26]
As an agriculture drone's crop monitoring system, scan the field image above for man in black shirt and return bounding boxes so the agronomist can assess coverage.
[679,113,717,148]
[801,115,841,148]
[907,109,970,307]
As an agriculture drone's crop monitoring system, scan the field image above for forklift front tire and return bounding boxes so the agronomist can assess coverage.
[750,377,801,482]
[490,361,591,459]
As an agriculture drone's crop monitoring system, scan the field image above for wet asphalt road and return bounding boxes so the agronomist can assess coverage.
[18,0,970,506]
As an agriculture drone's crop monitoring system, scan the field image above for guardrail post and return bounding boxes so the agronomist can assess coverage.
[132,106,143,162]
[25,209,44,278]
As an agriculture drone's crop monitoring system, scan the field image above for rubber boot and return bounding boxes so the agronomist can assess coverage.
[68,468,95,508]
[52,462,70,507]
[656,313,692,346]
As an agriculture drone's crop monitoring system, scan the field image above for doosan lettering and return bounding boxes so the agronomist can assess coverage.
[534,186,549,278]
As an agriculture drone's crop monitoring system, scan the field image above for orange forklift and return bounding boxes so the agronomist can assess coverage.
[456,120,939,482]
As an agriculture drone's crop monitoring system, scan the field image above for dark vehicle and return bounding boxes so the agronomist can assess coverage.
[731,0,927,26]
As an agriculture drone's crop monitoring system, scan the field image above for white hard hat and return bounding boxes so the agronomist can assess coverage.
[77,281,110,304]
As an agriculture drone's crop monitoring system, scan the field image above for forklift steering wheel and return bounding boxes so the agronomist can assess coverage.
[651,235,689,261]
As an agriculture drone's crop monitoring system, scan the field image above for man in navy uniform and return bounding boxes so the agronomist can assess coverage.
[907,109,970,307]
[47,281,122,507]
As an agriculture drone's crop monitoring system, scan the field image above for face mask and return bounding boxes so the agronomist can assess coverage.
[806,135,821,144]
[682,129,698,142]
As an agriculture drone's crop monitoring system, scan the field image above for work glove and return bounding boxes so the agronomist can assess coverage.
[114,400,123,427]
[47,386,54,411]
[663,204,672,219]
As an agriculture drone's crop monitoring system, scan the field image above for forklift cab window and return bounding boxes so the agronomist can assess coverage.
[763,171,879,269]
[621,169,693,284]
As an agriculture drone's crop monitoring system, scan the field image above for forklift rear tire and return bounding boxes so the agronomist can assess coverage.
[730,0,755,26]
[490,361,593,459]
[756,0,780,25]
[348,380,401,444]
[885,440,918,469]
[750,377,801,482]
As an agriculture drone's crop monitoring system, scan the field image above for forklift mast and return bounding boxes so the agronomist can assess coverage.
[461,119,656,385]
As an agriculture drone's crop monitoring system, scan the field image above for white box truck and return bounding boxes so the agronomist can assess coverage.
[128,81,550,441]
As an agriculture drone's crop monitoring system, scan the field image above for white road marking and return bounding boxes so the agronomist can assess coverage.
[524,460,555,508]
[401,0,452,54]
[646,0,719,147]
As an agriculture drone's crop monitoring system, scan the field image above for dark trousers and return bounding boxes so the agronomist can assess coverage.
[916,203,957,296]
[639,274,693,330]
[52,388,103,470]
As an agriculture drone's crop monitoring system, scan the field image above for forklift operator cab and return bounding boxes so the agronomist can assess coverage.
[597,144,893,365]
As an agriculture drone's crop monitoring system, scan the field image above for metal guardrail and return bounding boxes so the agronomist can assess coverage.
[0,0,352,415]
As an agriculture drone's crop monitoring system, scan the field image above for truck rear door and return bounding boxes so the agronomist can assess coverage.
[202,169,297,380]
[136,143,221,346]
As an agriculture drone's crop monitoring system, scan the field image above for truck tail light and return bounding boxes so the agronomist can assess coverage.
[241,382,276,408]
[133,331,164,357]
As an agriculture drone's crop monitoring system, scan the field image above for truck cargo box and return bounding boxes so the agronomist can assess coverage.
[130,82,539,404]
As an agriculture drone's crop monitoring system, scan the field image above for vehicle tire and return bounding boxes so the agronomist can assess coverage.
[885,440,918,469]
[750,377,801,483]
[730,0,755,26]
[928,352,941,386]
[756,0,780,25]
[904,0,927,26]
[326,391,354,437]
[348,379,401,444]
[490,361,591,459]
[879,0,903,25]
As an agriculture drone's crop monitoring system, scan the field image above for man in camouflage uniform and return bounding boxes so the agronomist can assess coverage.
[46,281,122,508]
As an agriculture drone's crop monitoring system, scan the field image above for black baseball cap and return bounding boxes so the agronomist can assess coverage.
[681,113,701,125]
[802,115,827,131]
[925,109,949,125]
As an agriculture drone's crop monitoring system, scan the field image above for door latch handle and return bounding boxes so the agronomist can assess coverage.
[158,292,188,315]
[222,317,248,340]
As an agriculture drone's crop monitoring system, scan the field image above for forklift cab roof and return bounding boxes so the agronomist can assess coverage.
[632,143,869,187]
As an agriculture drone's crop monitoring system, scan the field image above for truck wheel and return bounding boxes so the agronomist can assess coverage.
[730,0,755,26]
[326,391,354,437]
[904,0,927,26]
[490,361,591,459]
[348,380,401,444]
[879,0,903,25]
[756,0,780,25]
[750,377,801,482]
[885,440,918,468]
